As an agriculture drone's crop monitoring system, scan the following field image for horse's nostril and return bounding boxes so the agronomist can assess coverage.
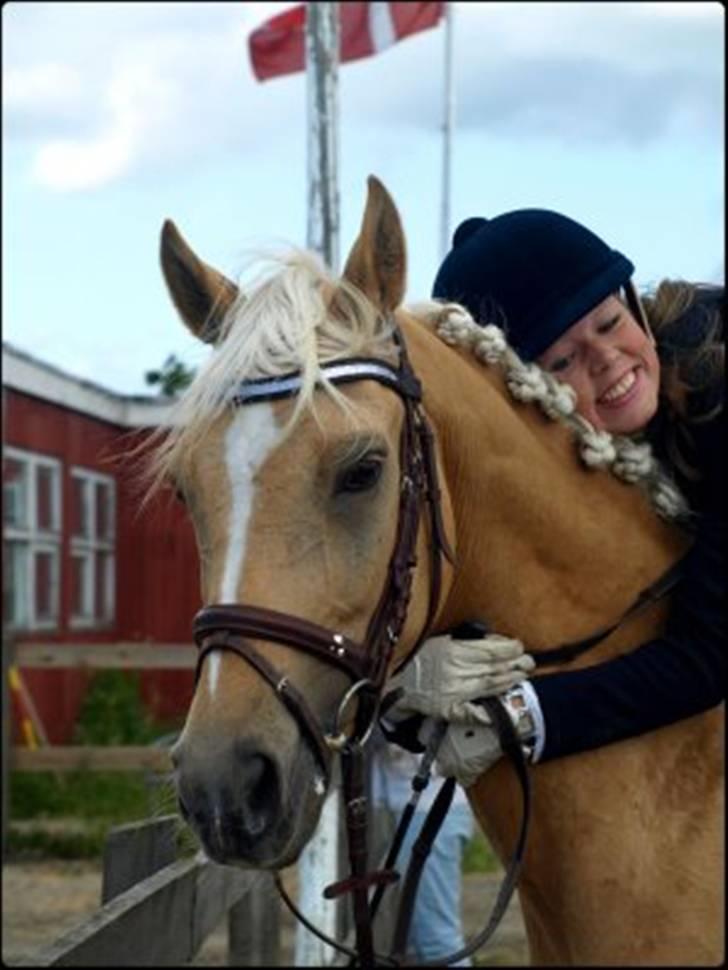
[175,743,285,860]
[237,749,280,838]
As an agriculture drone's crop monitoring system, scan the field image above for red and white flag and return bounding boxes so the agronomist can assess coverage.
[249,2,445,82]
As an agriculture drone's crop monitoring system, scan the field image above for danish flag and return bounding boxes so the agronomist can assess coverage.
[249,2,445,81]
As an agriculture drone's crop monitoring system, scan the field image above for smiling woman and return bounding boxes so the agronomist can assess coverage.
[422,204,725,778]
[536,295,662,435]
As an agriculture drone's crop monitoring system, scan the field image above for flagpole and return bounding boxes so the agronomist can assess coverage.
[440,0,454,261]
[297,6,341,965]
[306,1,340,272]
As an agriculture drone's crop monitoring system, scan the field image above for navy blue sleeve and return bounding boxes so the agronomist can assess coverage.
[532,408,726,762]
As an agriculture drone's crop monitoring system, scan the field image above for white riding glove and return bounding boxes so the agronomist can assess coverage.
[386,633,536,725]
[433,719,504,788]
[416,682,544,788]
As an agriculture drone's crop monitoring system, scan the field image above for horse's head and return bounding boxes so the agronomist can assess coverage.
[156,178,454,867]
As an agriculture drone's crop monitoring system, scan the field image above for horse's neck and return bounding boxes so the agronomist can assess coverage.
[404,317,687,650]
[403,321,722,966]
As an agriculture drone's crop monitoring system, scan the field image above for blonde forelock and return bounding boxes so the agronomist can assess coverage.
[143,249,395,499]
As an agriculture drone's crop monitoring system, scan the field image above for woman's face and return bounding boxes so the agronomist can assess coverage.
[537,294,661,435]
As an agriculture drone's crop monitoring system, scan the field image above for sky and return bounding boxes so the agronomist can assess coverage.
[3,1,724,396]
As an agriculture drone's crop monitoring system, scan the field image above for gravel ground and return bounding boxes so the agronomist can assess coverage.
[2,858,528,966]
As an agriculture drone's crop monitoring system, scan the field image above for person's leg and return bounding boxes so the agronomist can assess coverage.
[397,803,472,966]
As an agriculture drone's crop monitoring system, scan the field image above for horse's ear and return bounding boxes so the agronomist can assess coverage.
[342,176,406,313]
[160,220,239,344]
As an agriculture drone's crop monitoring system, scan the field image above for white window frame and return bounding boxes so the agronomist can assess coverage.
[69,467,116,629]
[3,446,62,631]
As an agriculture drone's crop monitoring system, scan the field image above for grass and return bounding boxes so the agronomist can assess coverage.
[8,670,183,859]
[462,829,500,874]
[8,770,180,859]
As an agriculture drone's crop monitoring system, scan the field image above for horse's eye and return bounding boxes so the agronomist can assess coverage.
[335,458,383,495]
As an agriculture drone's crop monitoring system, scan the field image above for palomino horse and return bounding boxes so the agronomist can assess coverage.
[153,177,723,965]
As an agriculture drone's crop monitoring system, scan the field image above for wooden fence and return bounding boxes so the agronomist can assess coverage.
[4,639,197,771]
[12,813,282,967]
[2,637,400,965]
[2,638,192,857]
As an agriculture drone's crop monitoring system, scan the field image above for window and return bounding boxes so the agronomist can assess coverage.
[3,448,61,630]
[70,468,116,628]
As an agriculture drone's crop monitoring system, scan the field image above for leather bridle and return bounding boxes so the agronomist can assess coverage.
[192,326,455,964]
[193,333,454,774]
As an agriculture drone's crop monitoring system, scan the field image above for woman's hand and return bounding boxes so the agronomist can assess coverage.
[386,632,535,724]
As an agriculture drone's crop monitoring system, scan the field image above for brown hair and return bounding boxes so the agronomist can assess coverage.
[641,279,724,481]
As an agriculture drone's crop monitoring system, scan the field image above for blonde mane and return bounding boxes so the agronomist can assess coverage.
[146,248,395,493]
[412,300,690,522]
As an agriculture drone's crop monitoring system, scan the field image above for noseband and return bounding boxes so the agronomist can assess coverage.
[192,331,454,789]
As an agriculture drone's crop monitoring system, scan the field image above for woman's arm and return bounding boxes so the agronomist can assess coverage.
[533,407,725,761]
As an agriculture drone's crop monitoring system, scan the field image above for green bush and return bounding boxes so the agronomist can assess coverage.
[10,771,154,821]
[72,670,161,746]
[8,670,184,859]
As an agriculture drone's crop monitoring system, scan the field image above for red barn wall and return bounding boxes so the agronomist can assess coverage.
[4,387,200,742]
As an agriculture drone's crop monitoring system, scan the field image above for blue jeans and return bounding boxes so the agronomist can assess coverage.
[394,800,473,966]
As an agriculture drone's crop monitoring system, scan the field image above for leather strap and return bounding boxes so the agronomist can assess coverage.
[390,775,458,961]
[534,557,685,667]
[195,633,333,782]
[403,697,530,967]
[195,605,368,682]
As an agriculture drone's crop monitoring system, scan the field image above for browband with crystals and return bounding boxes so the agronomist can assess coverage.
[230,356,422,406]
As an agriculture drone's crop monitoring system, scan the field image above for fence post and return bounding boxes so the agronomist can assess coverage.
[102,814,178,903]
[294,761,343,965]
[227,870,280,966]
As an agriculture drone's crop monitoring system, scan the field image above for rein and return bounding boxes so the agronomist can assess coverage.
[190,324,683,966]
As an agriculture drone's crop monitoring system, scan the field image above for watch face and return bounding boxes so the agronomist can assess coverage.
[505,691,535,740]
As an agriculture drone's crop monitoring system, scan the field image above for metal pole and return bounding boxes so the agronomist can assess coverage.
[440,1,454,261]
[297,5,342,965]
[306,1,340,272]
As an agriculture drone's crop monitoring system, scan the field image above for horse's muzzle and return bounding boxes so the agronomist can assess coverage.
[172,736,306,867]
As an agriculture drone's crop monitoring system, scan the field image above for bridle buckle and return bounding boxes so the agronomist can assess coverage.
[325,678,378,750]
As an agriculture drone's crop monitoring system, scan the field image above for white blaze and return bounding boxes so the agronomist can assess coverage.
[207,403,284,697]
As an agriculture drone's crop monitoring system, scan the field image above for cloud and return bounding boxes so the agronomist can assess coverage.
[343,2,723,144]
[452,57,722,145]
[4,62,83,108]
[32,119,133,192]
[30,53,180,190]
[3,1,723,192]
[3,61,103,139]
[5,4,303,191]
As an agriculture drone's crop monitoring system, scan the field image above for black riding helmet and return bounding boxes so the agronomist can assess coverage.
[432,210,648,361]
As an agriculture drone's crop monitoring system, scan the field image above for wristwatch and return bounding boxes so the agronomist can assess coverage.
[502,683,539,763]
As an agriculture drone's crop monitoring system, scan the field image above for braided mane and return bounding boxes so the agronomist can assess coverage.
[410,300,690,523]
